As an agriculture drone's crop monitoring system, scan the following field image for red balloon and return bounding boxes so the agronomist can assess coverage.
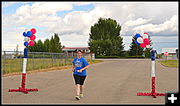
[30,35,36,40]
[31,28,36,34]
[140,43,146,48]
[29,41,35,46]
[143,38,150,45]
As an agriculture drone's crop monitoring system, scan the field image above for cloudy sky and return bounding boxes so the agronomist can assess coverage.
[2,1,178,53]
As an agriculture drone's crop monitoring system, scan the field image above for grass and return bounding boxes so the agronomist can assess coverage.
[88,59,104,64]
[159,60,179,68]
[2,58,103,76]
[2,58,74,74]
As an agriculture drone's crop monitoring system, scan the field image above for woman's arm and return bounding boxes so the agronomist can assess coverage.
[72,64,75,72]
[78,64,89,72]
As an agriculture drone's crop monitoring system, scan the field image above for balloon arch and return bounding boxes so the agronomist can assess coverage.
[9,28,38,94]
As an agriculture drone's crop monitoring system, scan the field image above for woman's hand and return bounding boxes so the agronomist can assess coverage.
[72,64,75,72]
[77,69,83,73]
[72,68,75,72]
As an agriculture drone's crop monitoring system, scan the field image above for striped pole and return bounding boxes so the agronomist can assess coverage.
[137,50,165,98]
[9,47,38,94]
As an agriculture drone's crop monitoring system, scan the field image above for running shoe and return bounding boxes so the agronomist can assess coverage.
[75,95,80,100]
[79,93,83,98]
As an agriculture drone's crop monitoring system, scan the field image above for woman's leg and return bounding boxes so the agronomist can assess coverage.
[80,85,84,94]
[73,75,81,100]
[76,84,81,96]
[79,76,86,96]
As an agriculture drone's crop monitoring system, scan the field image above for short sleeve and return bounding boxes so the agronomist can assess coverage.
[83,58,89,67]
[72,58,75,65]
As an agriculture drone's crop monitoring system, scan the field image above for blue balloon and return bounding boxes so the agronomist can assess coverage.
[27,31,32,37]
[135,40,140,45]
[135,33,141,38]
[24,41,29,46]
[23,32,27,37]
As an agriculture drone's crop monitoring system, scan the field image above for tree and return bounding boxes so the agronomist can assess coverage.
[28,33,63,53]
[29,40,44,52]
[88,17,124,56]
[36,39,44,52]
[89,39,113,56]
[44,39,50,52]
[129,36,144,56]
[49,33,62,53]
[53,33,62,53]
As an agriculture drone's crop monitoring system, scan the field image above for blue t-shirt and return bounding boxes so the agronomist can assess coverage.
[72,57,89,76]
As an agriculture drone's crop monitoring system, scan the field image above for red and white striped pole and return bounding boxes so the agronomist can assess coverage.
[9,29,38,94]
[137,50,165,98]
[9,47,38,94]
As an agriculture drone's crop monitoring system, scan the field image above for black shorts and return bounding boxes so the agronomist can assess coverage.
[73,74,87,85]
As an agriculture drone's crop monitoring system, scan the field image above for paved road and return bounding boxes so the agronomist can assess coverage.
[2,59,178,104]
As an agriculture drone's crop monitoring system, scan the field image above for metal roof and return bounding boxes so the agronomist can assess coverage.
[62,47,89,50]
[63,47,89,49]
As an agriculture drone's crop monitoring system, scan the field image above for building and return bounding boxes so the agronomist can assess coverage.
[161,48,178,60]
[62,47,90,53]
[62,47,94,60]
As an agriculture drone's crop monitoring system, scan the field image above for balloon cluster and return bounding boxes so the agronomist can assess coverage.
[134,33,150,48]
[23,28,36,47]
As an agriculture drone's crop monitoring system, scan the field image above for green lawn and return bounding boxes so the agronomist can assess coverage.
[1,58,103,75]
[159,60,179,68]
[1,58,73,74]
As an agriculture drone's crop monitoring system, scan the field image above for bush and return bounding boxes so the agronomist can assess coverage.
[156,54,162,59]
[125,55,145,58]
[95,55,145,58]
[95,55,121,58]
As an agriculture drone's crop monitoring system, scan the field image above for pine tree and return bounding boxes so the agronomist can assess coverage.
[49,33,62,53]
[29,33,63,53]
[54,33,62,53]
[44,39,50,52]
[36,39,44,52]
[129,36,144,56]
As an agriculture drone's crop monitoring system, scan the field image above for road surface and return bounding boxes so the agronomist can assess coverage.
[2,59,178,104]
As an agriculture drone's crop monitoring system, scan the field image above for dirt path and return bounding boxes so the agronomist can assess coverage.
[2,59,178,104]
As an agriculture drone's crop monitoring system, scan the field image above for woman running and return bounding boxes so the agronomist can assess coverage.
[72,50,89,100]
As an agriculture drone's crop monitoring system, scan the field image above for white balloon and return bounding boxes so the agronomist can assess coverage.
[142,33,148,39]
[137,37,143,44]
[24,29,28,32]
[146,45,150,48]
[24,37,29,42]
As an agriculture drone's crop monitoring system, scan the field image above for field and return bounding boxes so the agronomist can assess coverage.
[1,58,103,75]
[158,60,178,68]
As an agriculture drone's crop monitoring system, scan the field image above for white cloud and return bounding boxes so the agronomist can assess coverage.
[2,29,24,51]
[16,4,31,16]
[31,2,73,15]
[132,15,178,34]
[2,2,178,51]
[124,18,151,27]
[60,33,89,47]
[15,2,73,16]
[73,2,93,6]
